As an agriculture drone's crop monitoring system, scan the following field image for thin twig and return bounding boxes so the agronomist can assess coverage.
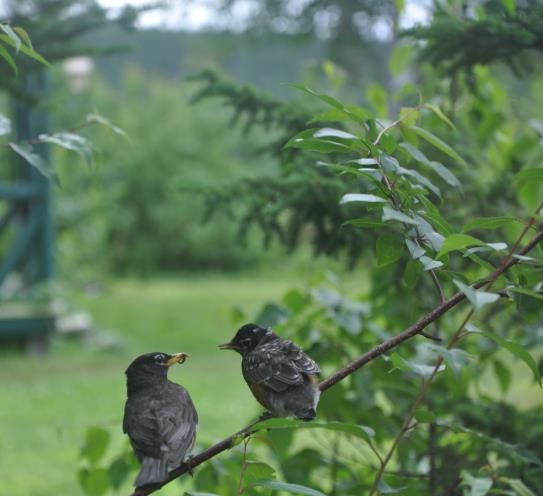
[373,106,421,146]
[1,118,97,148]
[236,437,251,495]
[429,269,446,303]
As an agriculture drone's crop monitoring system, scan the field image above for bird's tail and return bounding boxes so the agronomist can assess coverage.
[134,456,169,487]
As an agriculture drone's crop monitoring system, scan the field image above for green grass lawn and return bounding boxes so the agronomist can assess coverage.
[0,274,298,496]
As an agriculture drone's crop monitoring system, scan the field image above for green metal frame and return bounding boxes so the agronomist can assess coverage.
[0,69,55,340]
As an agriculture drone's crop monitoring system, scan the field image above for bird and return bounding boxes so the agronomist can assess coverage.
[219,323,321,421]
[123,352,198,487]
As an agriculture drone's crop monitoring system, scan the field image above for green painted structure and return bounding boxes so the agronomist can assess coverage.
[0,70,55,347]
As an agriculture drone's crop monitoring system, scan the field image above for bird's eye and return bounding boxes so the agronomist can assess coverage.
[240,338,252,347]
[154,354,164,362]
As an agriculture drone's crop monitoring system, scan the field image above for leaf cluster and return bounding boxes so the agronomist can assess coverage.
[405,0,543,76]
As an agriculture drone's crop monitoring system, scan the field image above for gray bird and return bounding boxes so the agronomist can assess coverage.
[123,352,198,487]
[219,323,321,420]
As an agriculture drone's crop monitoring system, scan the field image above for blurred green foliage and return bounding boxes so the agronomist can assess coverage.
[49,67,281,276]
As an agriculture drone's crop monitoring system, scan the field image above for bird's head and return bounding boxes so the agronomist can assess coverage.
[218,323,271,355]
[125,352,189,384]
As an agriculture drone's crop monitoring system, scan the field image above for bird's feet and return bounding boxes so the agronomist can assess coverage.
[258,411,274,422]
[184,456,195,477]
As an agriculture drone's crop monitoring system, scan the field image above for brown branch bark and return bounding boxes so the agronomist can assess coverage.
[131,227,543,496]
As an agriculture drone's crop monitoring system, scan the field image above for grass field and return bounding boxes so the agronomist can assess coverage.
[0,274,300,496]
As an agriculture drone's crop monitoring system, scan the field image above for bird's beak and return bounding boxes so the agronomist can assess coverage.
[218,342,237,351]
[166,352,189,366]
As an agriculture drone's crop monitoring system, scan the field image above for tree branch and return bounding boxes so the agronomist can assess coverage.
[131,227,543,496]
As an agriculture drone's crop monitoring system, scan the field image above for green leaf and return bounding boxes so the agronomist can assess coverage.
[9,142,54,180]
[504,478,537,496]
[399,143,461,186]
[453,280,499,311]
[409,126,466,166]
[440,420,543,467]
[87,113,128,138]
[390,351,445,378]
[366,83,388,116]
[514,167,543,188]
[493,359,512,394]
[419,256,443,271]
[472,331,541,386]
[399,106,420,126]
[424,103,455,129]
[13,26,32,49]
[80,426,110,465]
[381,132,397,154]
[420,212,455,236]
[376,234,404,267]
[398,166,441,197]
[309,108,351,123]
[251,480,326,496]
[0,44,17,74]
[416,216,445,251]
[413,409,436,423]
[382,206,420,225]
[0,33,49,65]
[501,0,516,15]
[288,84,344,110]
[428,160,461,187]
[0,24,21,53]
[507,287,543,301]
[340,193,387,204]
[389,44,412,76]
[0,113,11,135]
[437,234,485,257]
[256,418,375,444]
[377,479,406,494]
[403,259,422,288]
[107,457,132,490]
[243,461,276,488]
[460,470,493,496]
[425,343,471,376]
[343,105,373,122]
[79,468,109,496]
[289,85,372,124]
[380,153,400,173]
[462,216,518,232]
[39,132,94,168]
[313,127,358,140]
[405,239,425,259]
[286,133,355,154]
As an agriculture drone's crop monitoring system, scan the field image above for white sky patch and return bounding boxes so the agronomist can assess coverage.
[97,0,432,31]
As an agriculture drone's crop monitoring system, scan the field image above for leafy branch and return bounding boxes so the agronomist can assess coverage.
[368,199,543,494]
[0,22,49,74]
[131,225,543,496]
[1,112,127,180]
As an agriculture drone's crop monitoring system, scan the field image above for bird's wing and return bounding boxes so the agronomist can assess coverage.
[243,339,320,392]
[124,399,164,459]
[123,387,198,462]
[157,385,198,461]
